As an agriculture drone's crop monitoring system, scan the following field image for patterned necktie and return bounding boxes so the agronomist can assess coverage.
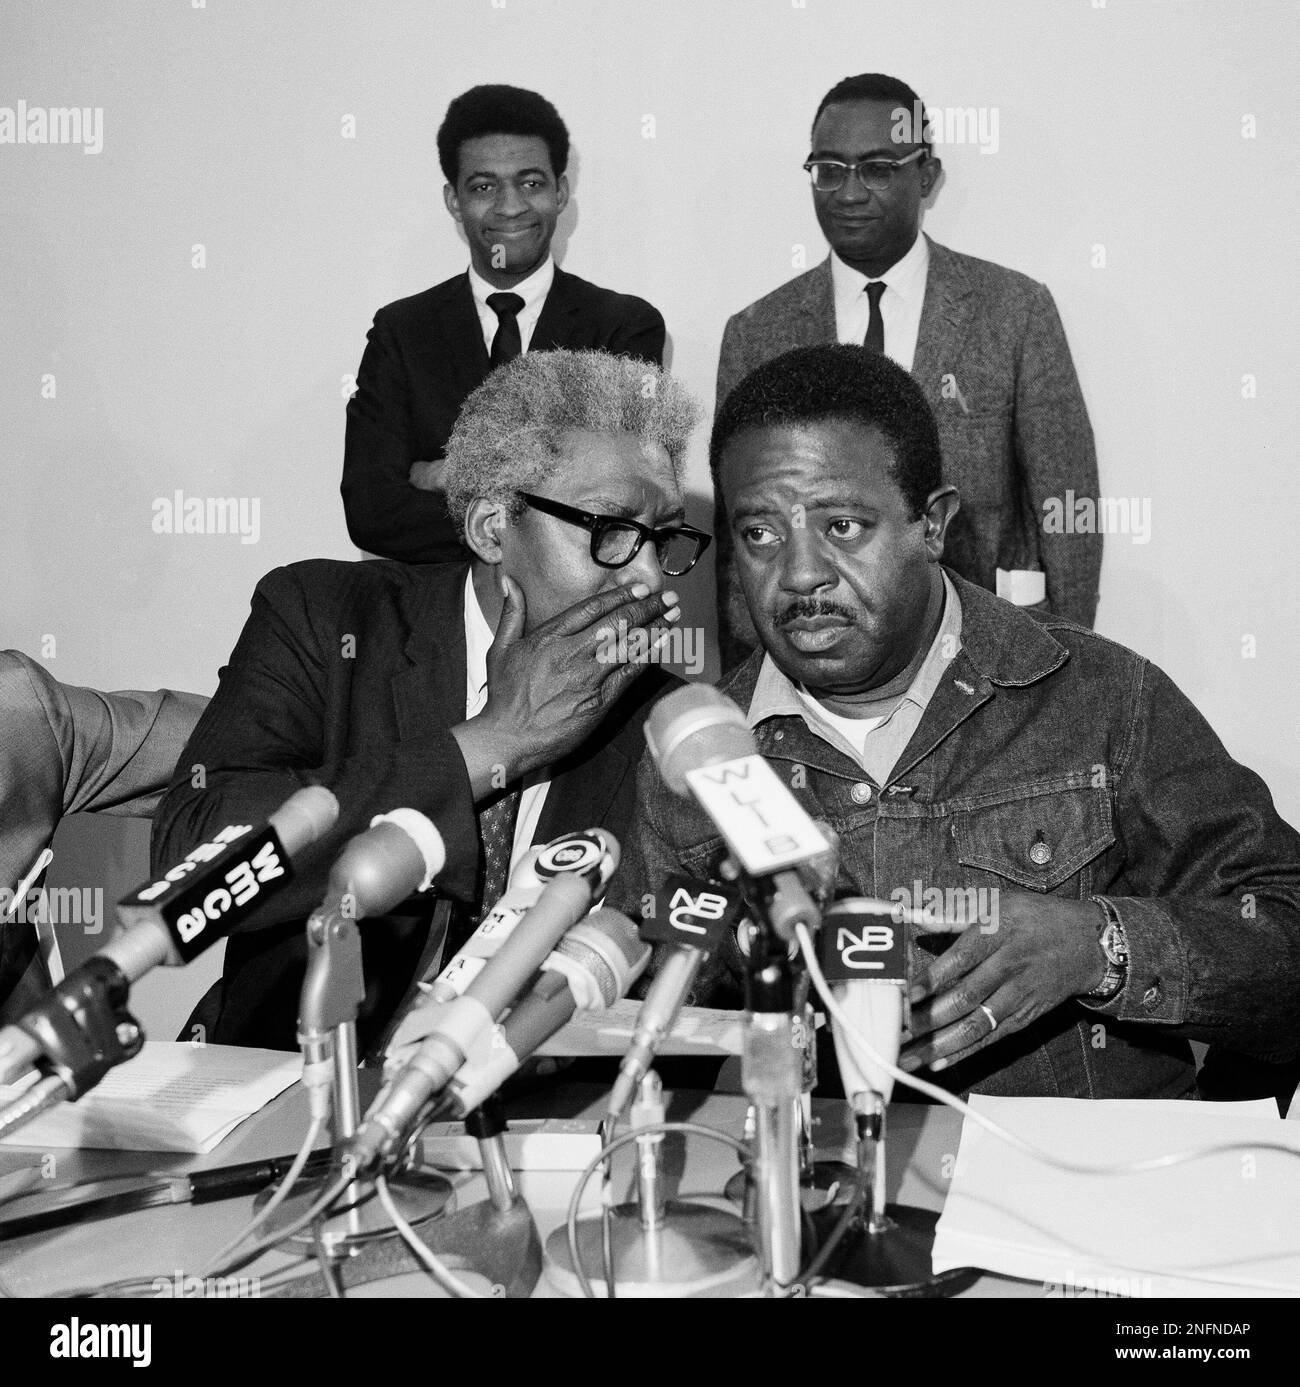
[863,280,886,354]
[486,291,525,367]
[438,781,522,966]
[469,781,522,929]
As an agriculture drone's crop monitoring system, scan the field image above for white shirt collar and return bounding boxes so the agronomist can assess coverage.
[463,569,496,714]
[468,254,555,317]
[830,231,929,316]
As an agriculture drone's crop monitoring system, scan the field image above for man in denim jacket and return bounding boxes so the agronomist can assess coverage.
[614,344,1300,1100]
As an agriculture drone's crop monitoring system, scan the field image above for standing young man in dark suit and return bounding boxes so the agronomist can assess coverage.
[714,74,1100,668]
[158,350,707,1053]
[343,85,667,564]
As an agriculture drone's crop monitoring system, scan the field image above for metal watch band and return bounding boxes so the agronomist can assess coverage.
[1083,896,1128,1001]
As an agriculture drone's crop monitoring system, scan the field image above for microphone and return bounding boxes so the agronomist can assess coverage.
[817,898,911,1104]
[0,786,340,1087]
[348,869,601,1167]
[112,784,342,974]
[444,908,649,1118]
[425,828,619,1004]
[645,685,829,939]
[294,808,447,1113]
[606,874,743,1122]
[310,808,445,925]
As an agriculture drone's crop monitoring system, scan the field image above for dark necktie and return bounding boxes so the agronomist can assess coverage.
[486,291,525,367]
[438,781,523,966]
[863,280,886,354]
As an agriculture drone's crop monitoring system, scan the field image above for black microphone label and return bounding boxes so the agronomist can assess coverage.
[818,901,908,984]
[118,825,294,962]
[641,873,743,950]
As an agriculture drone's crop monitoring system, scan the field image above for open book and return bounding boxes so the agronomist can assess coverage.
[0,1042,300,1153]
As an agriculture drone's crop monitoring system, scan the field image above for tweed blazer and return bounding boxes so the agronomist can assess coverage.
[713,237,1100,667]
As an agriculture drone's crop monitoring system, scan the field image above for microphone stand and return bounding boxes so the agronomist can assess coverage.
[727,984,843,1215]
[376,1094,544,1298]
[807,1086,973,1295]
[740,918,807,1296]
[543,1071,759,1297]
[253,903,453,1256]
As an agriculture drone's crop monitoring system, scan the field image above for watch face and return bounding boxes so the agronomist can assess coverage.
[1100,922,1128,964]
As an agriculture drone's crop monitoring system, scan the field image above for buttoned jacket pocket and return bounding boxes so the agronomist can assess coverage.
[950,777,1115,896]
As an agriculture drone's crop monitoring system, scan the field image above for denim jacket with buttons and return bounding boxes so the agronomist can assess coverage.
[612,573,1300,1099]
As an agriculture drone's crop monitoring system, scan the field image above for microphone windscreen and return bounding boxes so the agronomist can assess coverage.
[646,685,755,797]
[327,820,435,918]
[555,907,651,1006]
[370,808,446,890]
[270,785,340,854]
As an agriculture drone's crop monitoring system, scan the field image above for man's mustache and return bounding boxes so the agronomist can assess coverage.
[777,598,857,625]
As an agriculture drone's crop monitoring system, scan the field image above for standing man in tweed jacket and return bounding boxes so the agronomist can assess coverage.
[715,73,1100,669]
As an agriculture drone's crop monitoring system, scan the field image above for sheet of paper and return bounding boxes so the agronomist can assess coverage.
[419,1117,603,1171]
[0,1041,300,1153]
[933,1095,1300,1296]
[536,1000,745,1058]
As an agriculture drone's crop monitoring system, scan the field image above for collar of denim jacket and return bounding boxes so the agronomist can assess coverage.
[948,574,1070,688]
[717,566,1069,718]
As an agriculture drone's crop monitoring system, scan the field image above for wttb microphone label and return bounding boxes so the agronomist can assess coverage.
[118,825,292,962]
[818,903,908,984]
[642,873,743,949]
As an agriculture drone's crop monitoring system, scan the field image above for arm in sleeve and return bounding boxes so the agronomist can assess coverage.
[3,650,207,821]
[63,687,209,819]
[150,567,481,932]
[606,300,666,367]
[1013,283,1101,628]
[1089,660,1300,1060]
[342,313,465,563]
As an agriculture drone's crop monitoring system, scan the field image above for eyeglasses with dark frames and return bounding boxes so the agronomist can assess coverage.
[515,491,711,576]
[803,148,928,193]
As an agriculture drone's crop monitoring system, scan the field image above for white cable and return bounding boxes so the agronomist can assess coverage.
[373,1174,488,1298]
[196,1116,329,1283]
[795,923,1300,1177]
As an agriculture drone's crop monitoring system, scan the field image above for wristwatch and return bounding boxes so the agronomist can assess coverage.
[1083,897,1128,1001]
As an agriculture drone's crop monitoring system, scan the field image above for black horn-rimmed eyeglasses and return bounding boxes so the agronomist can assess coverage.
[515,492,711,576]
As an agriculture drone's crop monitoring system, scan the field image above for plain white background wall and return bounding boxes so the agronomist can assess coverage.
[2,0,1296,1037]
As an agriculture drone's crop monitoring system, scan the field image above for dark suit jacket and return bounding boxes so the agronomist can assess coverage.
[343,267,667,563]
[151,560,677,1053]
[714,237,1101,667]
[0,652,206,1022]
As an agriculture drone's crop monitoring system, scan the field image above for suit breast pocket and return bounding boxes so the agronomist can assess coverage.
[936,413,1016,508]
[951,781,1115,898]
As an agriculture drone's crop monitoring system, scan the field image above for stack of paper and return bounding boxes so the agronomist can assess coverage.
[933,1096,1300,1296]
[0,1042,300,1153]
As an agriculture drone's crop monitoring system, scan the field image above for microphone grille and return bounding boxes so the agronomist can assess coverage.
[645,685,755,797]
[560,909,652,1004]
[556,935,620,1006]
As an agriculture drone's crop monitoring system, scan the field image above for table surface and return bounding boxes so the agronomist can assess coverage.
[0,1077,1036,1299]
